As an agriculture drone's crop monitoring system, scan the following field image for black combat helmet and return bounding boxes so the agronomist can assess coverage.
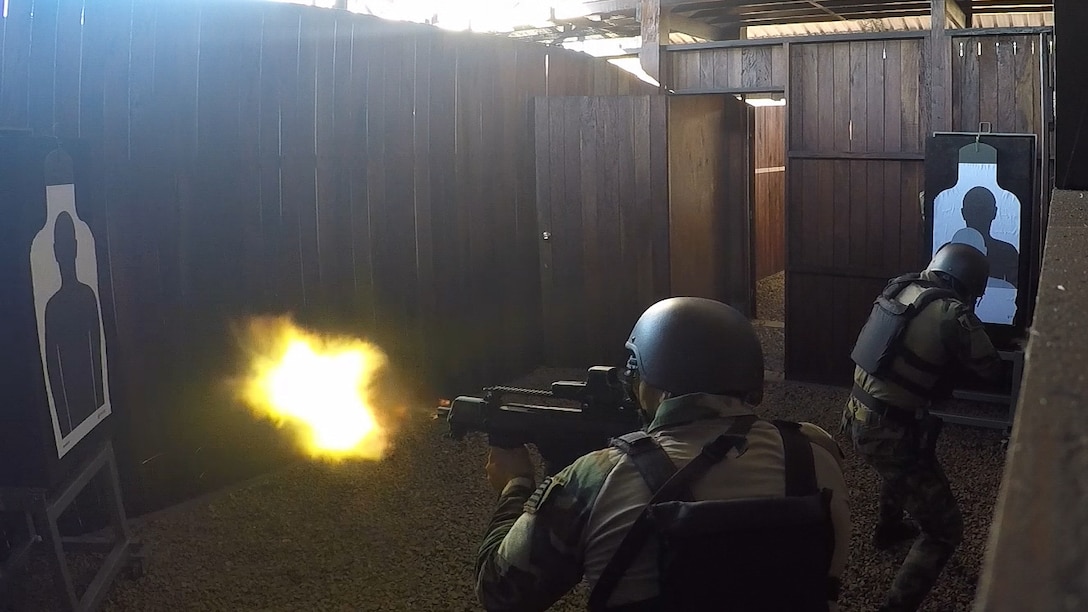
[926,242,990,301]
[625,297,764,405]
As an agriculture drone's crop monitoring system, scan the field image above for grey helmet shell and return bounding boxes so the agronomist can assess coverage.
[926,242,991,301]
[625,297,764,404]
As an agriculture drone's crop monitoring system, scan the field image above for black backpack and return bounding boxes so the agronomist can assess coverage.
[587,416,838,612]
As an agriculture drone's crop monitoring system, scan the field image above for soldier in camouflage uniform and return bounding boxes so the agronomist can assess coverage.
[477,297,851,611]
[844,242,1006,612]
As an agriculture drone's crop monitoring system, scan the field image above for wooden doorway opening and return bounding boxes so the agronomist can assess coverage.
[747,93,787,375]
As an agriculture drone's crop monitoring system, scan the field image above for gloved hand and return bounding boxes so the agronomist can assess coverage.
[485,445,535,493]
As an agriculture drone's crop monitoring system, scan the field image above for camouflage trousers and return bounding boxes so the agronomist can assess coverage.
[845,399,963,612]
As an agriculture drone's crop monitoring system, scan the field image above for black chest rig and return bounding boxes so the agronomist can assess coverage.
[850,273,958,377]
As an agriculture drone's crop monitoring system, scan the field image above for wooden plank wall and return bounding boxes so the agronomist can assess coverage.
[0,0,653,513]
[669,44,788,93]
[787,38,928,385]
[754,104,786,282]
[535,96,670,368]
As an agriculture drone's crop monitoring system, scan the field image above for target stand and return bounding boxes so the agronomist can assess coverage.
[0,439,146,611]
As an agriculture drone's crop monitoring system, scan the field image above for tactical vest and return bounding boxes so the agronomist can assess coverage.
[588,417,837,612]
[850,273,959,400]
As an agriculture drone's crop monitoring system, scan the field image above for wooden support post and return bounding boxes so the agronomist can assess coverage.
[640,0,667,89]
[928,0,954,134]
[1056,0,1088,190]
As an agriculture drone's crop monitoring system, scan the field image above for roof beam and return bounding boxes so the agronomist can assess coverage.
[952,0,973,27]
[667,9,730,39]
[807,1,848,20]
[944,0,968,27]
[578,0,733,15]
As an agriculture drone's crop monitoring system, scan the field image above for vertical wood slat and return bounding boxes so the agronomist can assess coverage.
[798,44,818,151]
[314,12,344,323]
[100,0,133,163]
[559,96,586,362]
[832,43,850,153]
[711,49,731,90]
[53,0,84,139]
[0,3,7,125]
[696,50,714,91]
[771,44,787,88]
[832,160,851,268]
[514,44,547,374]
[865,41,886,267]
[632,96,653,306]
[815,44,835,153]
[347,18,375,329]
[296,9,323,314]
[901,39,922,153]
[425,30,458,385]
[1013,37,1038,137]
[580,96,602,355]
[534,97,555,365]
[978,37,999,129]
[884,40,903,153]
[410,31,433,379]
[848,41,867,153]
[374,30,417,360]
[613,96,638,348]
[476,44,503,377]
[996,38,1018,132]
[127,2,158,164]
[1,0,34,128]
[319,14,354,326]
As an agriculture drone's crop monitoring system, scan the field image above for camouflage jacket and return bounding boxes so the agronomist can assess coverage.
[475,393,851,611]
[853,271,1005,411]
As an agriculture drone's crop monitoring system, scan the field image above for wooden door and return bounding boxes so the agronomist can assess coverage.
[667,94,755,316]
[533,96,670,368]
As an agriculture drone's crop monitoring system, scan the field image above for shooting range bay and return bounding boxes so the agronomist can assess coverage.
[8,368,1011,612]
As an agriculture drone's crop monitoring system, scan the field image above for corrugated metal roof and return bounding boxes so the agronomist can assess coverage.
[746,11,1051,39]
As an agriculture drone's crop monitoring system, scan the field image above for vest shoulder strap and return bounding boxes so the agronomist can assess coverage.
[771,420,818,497]
[611,431,685,501]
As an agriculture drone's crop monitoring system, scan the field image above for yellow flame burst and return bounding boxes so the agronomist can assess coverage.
[235,316,392,461]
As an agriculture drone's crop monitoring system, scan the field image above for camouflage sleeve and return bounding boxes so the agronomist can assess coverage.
[941,303,1004,382]
[475,451,617,612]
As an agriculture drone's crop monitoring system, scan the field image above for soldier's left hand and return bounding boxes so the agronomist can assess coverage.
[485,445,535,492]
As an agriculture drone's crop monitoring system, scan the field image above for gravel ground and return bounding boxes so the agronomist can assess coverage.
[7,367,1008,612]
[757,271,785,323]
[755,271,786,373]
[754,323,785,373]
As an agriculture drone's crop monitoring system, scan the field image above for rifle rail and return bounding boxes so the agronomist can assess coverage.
[485,386,554,398]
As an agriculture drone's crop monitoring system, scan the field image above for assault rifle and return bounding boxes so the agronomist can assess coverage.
[435,366,643,475]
